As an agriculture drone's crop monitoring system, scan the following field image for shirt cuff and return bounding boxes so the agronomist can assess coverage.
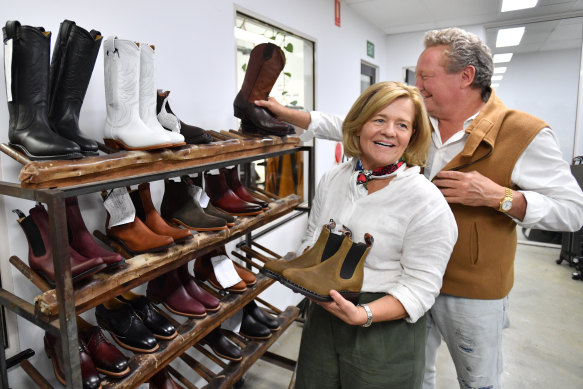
[510,190,545,227]
[387,285,426,324]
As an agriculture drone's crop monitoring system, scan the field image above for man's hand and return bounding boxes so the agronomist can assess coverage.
[432,170,505,208]
[433,170,526,220]
[317,290,367,326]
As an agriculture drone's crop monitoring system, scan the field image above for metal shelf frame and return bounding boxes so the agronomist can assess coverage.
[0,144,313,389]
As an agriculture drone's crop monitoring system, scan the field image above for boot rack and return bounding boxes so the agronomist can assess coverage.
[0,132,314,388]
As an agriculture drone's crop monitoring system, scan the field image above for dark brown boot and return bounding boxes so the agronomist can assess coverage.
[156,90,212,144]
[233,42,290,136]
[280,233,373,303]
[160,179,227,231]
[187,174,236,226]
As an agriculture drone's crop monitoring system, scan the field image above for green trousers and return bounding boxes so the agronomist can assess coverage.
[295,293,426,389]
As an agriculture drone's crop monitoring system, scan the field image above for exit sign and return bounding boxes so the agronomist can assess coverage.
[367,41,375,58]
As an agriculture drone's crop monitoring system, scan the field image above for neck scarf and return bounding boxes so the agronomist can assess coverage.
[356,158,404,189]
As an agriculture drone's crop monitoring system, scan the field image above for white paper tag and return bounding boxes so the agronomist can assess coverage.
[198,190,210,208]
[4,39,13,102]
[208,169,220,175]
[103,188,136,227]
[210,254,242,288]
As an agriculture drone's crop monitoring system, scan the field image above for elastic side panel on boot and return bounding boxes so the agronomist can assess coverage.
[20,216,46,257]
[339,244,369,279]
[129,190,146,221]
[321,233,345,263]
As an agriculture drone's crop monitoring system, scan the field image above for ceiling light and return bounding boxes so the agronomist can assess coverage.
[491,83,500,88]
[501,0,538,12]
[492,75,504,81]
[496,27,525,47]
[493,53,513,63]
[494,67,507,74]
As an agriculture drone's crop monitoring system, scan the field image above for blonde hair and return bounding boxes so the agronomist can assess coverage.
[342,81,431,167]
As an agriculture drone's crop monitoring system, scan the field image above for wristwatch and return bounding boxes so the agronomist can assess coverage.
[358,303,373,327]
[499,187,513,213]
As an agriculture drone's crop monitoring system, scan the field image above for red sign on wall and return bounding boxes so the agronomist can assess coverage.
[335,0,341,27]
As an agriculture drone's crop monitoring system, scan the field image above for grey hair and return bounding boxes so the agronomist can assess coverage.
[424,27,493,101]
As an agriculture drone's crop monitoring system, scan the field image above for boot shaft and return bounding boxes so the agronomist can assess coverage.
[138,44,158,126]
[161,179,193,215]
[239,43,285,103]
[103,37,141,127]
[204,171,230,200]
[49,20,102,124]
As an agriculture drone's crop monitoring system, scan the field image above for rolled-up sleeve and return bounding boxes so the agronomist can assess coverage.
[512,128,583,232]
[303,112,344,142]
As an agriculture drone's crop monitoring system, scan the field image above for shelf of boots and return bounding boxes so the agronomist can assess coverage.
[99,273,298,388]
[0,131,303,189]
[28,193,302,320]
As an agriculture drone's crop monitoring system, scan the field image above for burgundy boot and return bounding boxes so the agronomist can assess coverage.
[16,205,106,285]
[222,166,268,209]
[146,269,207,318]
[176,263,220,312]
[204,171,262,216]
[65,196,124,270]
[149,368,185,389]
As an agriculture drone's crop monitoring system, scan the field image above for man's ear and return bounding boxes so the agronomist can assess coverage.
[460,65,476,88]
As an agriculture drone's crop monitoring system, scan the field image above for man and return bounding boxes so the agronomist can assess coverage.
[255,27,583,389]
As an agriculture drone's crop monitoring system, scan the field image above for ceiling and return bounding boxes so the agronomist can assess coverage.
[345,0,583,53]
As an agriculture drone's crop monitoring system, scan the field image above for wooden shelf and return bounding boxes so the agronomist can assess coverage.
[0,133,302,189]
[101,275,299,388]
[33,194,302,319]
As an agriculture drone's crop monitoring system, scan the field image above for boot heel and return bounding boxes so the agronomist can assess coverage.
[233,105,249,120]
[103,138,123,150]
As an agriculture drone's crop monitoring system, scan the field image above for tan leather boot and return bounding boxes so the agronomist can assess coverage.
[280,233,373,303]
[260,220,344,280]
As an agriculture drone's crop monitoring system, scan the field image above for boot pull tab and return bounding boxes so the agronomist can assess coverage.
[364,233,374,247]
[104,36,118,56]
[339,224,352,238]
[3,20,21,42]
[12,209,26,221]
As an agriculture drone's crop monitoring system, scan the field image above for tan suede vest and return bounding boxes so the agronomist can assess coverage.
[439,91,547,299]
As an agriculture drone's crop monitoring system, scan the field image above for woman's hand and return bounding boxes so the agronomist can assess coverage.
[317,290,368,326]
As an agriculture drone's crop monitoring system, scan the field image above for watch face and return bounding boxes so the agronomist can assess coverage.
[502,200,512,211]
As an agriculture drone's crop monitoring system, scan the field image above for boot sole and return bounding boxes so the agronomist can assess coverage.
[259,267,281,281]
[103,138,174,151]
[106,234,175,256]
[9,143,84,160]
[168,218,228,232]
[146,291,207,319]
[96,366,131,378]
[279,277,360,303]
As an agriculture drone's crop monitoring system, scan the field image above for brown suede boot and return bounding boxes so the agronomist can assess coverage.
[194,249,247,293]
[260,221,344,280]
[280,233,373,303]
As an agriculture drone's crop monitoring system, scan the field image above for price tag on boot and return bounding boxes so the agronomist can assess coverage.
[211,254,242,289]
[103,187,136,227]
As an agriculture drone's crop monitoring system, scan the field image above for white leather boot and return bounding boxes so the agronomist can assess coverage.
[139,44,184,146]
[103,37,173,150]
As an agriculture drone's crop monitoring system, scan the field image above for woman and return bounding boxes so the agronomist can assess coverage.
[295,81,457,389]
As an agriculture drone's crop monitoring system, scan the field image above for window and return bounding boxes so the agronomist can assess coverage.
[235,13,314,200]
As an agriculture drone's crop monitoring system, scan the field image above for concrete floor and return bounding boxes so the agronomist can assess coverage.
[242,242,583,389]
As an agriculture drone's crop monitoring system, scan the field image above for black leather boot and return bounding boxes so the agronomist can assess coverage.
[48,20,102,155]
[3,20,83,160]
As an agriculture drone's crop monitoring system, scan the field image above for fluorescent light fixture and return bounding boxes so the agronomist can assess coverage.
[494,67,507,74]
[492,75,504,81]
[491,83,500,88]
[496,27,525,47]
[501,0,538,12]
[493,53,513,63]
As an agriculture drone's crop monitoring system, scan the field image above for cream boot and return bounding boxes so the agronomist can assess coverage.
[138,44,184,146]
[103,37,173,150]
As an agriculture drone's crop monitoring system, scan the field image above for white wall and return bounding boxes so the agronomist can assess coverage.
[495,48,580,161]
[0,1,388,387]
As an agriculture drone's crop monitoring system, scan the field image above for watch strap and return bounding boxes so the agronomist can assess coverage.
[358,303,373,327]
